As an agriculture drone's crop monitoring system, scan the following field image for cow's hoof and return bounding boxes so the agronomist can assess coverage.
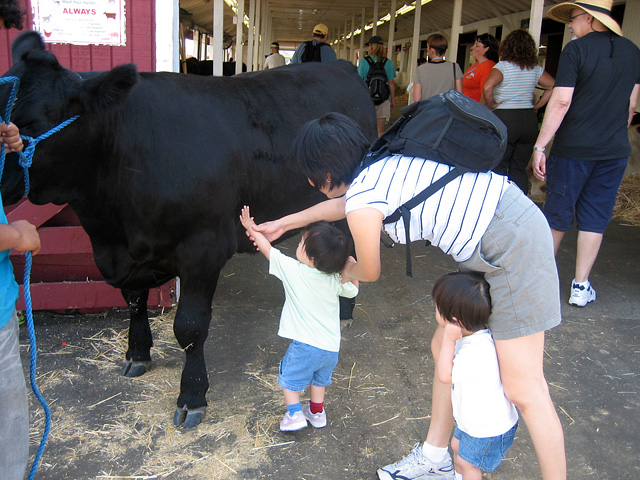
[121,359,150,377]
[173,405,206,428]
[340,318,353,330]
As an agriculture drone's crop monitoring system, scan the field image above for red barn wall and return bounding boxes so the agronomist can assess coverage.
[0,0,156,73]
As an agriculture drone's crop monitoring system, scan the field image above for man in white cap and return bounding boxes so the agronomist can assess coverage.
[290,23,337,64]
[532,0,640,307]
[264,41,286,69]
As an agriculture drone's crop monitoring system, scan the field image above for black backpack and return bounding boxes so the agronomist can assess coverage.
[353,89,508,276]
[301,40,328,62]
[364,56,390,105]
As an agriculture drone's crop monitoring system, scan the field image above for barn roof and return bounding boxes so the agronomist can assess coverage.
[180,0,569,49]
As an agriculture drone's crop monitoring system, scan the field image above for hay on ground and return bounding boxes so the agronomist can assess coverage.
[613,173,640,225]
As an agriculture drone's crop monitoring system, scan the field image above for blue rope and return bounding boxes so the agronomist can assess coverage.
[18,115,79,196]
[0,74,78,479]
[23,251,51,480]
[0,76,20,186]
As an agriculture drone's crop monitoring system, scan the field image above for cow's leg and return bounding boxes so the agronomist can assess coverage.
[172,275,218,428]
[120,289,152,377]
[339,296,355,329]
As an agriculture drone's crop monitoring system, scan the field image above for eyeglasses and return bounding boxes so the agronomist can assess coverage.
[569,12,588,22]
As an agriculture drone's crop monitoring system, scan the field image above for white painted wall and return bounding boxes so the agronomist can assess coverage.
[155,0,179,72]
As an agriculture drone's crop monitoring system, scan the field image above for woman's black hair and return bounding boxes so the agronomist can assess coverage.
[476,33,499,63]
[302,221,351,274]
[293,112,371,191]
[431,271,491,332]
[0,0,24,30]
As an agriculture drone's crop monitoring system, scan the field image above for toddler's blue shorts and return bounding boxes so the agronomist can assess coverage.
[544,154,627,233]
[453,421,518,472]
[278,340,339,393]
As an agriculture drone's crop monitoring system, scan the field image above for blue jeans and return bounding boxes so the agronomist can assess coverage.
[278,340,339,392]
[0,312,29,480]
[454,421,518,472]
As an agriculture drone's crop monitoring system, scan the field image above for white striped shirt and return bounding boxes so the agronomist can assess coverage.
[345,155,508,262]
[493,61,543,109]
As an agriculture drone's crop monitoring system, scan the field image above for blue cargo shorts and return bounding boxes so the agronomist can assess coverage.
[544,154,627,233]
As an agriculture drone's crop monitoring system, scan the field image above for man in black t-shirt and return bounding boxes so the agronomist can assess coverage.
[532,1,640,308]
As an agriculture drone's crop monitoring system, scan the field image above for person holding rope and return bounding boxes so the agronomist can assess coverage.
[0,5,40,479]
[0,121,41,480]
[252,112,565,480]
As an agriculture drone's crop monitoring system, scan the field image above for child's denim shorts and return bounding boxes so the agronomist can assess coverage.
[453,421,518,472]
[278,340,339,393]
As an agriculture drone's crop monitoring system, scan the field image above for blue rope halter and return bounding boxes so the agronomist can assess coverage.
[0,75,79,480]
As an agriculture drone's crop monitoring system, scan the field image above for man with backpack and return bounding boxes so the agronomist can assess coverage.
[290,23,337,64]
[357,36,396,136]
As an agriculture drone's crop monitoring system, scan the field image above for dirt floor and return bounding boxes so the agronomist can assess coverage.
[17,217,640,480]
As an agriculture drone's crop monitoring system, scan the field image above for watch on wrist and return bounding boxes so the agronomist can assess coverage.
[533,146,546,152]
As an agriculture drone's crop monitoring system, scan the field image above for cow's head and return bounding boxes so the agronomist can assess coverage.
[0,31,138,205]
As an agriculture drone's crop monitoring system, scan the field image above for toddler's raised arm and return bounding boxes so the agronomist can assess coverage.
[239,205,272,260]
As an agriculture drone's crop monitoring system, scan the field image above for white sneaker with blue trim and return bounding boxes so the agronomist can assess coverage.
[569,279,596,307]
[377,443,455,480]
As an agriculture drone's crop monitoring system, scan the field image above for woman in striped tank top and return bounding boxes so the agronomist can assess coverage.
[482,30,555,193]
[253,112,566,480]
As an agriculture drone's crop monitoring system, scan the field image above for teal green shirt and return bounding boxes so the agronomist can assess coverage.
[358,55,397,83]
[269,248,358,352]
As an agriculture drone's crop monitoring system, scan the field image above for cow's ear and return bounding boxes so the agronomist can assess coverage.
[78,64,138,113]
[11,31,46,63]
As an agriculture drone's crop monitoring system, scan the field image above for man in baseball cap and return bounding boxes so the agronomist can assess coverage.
[312,23,329,37]
[290,23,336,63]
[532,0,640,314]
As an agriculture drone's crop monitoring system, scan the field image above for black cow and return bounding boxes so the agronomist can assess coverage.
[1,32,377,427]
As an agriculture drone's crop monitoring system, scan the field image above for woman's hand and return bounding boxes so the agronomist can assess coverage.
[252,218,287,243]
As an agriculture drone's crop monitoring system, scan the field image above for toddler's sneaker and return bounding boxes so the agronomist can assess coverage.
[377,443,454,480]
[569,279,596,307]
[301,403,327,428]
[279,411,307,432]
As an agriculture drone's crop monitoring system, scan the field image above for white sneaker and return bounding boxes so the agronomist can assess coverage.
[377,443,455,479]
[279,411,308,432]
[568,279,596,307]
[301,403,327,428]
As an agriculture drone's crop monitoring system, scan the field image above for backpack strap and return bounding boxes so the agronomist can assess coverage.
[364,56,374,67]
[383,167,462,277]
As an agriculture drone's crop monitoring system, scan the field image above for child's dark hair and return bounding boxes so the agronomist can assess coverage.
[0,0,24,30]
[294,112,371,191]
[431,271,491,332]
[302,221,351,274]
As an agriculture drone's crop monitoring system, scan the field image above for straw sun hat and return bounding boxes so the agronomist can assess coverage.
[548,0,622,36]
